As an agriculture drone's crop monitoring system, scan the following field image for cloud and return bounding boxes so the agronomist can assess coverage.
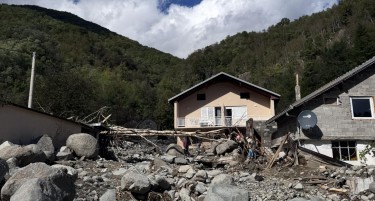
[0,0,338,58]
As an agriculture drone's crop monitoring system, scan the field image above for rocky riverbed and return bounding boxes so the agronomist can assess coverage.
[0,133,375,201]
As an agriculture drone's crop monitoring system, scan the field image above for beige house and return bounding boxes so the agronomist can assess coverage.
[168,72,280,131]
[0,100,96,149]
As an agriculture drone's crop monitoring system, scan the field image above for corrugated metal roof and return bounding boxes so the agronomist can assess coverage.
[265,56,375,124]
[168,72,281,103]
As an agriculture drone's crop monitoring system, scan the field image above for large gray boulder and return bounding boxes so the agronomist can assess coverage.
[66,133,99,159]
[1,162,75,201]
[204,184,249,201]
[215,140,237,155]
[36,134,54,153]
[0,144,46,167]
[36,135,55,163]
[121,168,151,194]
[166,144,185,157]
[369,181,375,193]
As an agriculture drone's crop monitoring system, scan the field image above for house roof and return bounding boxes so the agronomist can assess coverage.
[0,99,95,131]
[168,72,281,103]
[265,56,375,124]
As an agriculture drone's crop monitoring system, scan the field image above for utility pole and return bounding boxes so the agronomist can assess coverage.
[28,52,36,108]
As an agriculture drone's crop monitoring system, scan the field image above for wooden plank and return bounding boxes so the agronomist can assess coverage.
[266,132,291,169]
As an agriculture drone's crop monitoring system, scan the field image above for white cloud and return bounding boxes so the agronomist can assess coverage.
[0,0,338,58]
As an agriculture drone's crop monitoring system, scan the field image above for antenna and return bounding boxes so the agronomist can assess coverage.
[297,110,317,130]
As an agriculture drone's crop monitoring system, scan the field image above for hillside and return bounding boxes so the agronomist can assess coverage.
[0,0,375,129]
[185,0,375,110]
[0,4,183,128]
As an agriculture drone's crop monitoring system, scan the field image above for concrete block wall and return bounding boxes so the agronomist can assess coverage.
[274,65,375,142]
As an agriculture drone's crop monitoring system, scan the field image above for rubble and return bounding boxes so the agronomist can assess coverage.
[0,130,374,201]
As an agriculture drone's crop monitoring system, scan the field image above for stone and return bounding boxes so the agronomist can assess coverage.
[120,168,151,194]
[293,183,304,190]
[55,151,73,161]
[211,174,234,186]
[174,157,188,165]
[369,181,375,193]
[215,140,237,155]
[179,165,193,173]
[0,141,14,151]
[160,154,176,163]
[0,158,8,178]
[36,134,54,153]
[66,133,99,159]
[1,162,75,201]
[166,144,185,157]
[179,188,191,201]
[289,198,309,201]
[207,170,223,178]
[153,158,169,171]
[195,182,207,194]
[99,189,116,201]
[155,175,171,190]
[195,170,208,179]
[0,144,46,167]
[185,168,196,179]
[112,168,127,176]
[204,184,249,201]
[52,164,78,180]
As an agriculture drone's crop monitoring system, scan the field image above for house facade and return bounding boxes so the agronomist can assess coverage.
[168,72,280,131]
[266,57,375,165]
[0,101,96,149]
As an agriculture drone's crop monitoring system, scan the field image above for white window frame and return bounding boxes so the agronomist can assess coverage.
[331,141,357,161]
[350,96,375,119]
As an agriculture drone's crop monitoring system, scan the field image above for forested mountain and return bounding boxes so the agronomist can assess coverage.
[0,0,374,129]
[0,4,183,128]
[186,0,375,110]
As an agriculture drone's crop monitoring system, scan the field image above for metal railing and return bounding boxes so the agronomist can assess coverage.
[176,115,271,128]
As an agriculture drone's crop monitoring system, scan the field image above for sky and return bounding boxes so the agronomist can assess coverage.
[0,0,338,58]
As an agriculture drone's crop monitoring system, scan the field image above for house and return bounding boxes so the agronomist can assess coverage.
[266,56,375,165]
[168,72,280,136]
[0,100,96,149]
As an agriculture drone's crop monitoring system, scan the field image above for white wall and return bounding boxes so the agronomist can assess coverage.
[301,140,375,166]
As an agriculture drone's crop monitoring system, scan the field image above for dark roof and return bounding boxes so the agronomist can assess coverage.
[266,56,375,124]
[0,99,95,131]
[168,72,280,103]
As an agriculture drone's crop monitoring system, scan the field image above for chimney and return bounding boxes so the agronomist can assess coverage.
[295,74,301,101]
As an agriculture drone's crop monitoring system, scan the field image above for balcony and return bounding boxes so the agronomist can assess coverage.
[176,116,271,128]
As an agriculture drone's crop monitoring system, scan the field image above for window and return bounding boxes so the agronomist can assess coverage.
[240,92,250,99]
[197,93,206,101]
[332,141,357,161]
[350,97,374,119]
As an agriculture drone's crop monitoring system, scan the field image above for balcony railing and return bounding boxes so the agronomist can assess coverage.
[176,116,271,128]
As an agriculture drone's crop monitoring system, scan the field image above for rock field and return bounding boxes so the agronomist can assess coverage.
[0,133,375,201]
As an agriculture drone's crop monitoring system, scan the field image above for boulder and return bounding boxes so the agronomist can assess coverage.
[0,141,14,151]
[152,158,169,171]
[160,154,176,163]
[204,184,249,201]
[1,162,75,201]
[215,140,237,155]
[166,144,185,157]
[52,164,78,181]
[121,168,151,194]
[36,134,54,153]
[155,175,171,190]
[0,144,46,167]
[99,189,116,201]
[211,174,234,186]
[66,133,99,159]
[179,188,191,201]
[174,157,188,165]
[369,181,375,193]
